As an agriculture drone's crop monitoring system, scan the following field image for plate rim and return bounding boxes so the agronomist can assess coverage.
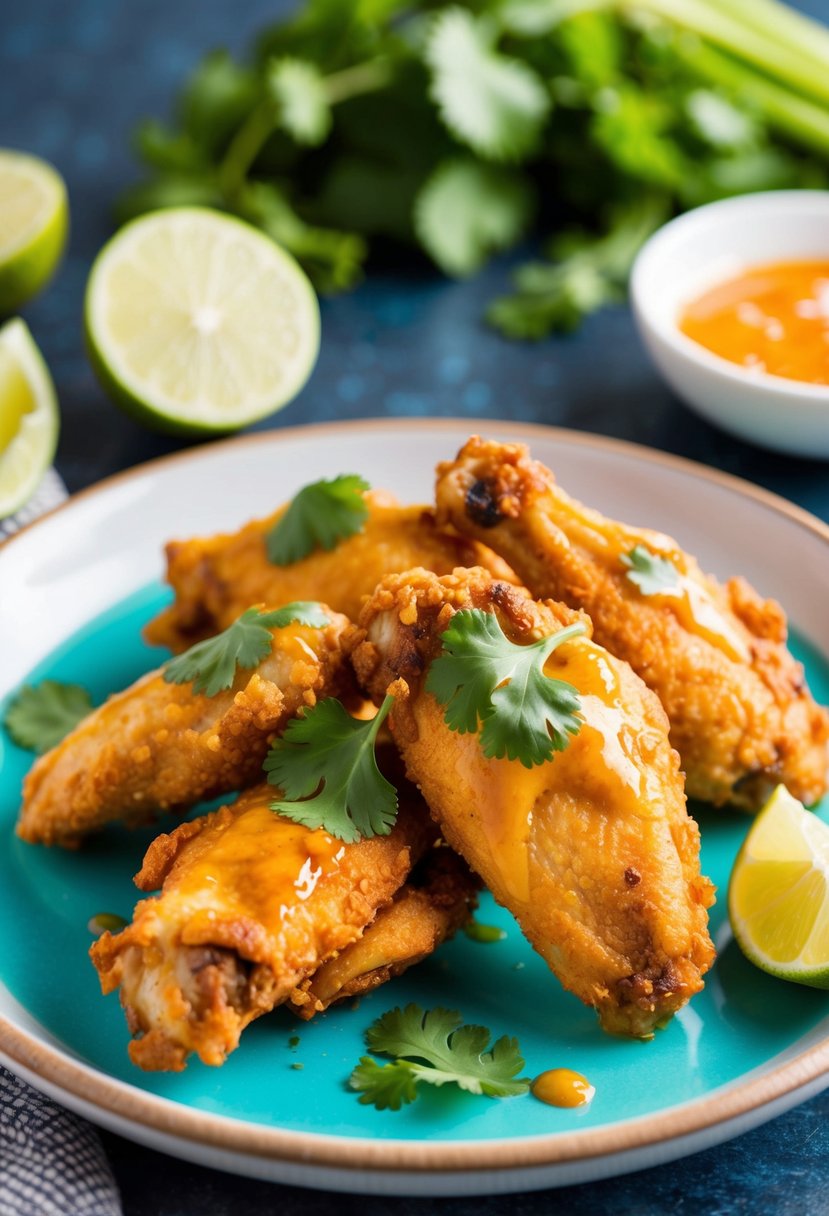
[2,416,828,1176]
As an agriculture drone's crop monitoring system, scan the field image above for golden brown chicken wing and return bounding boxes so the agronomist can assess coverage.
[18,609,354,846]
[354,567,715,1038]
[435,437,829,810]
[90,776,436,1071]
[290,847,479,1019]
[146,489,516,654]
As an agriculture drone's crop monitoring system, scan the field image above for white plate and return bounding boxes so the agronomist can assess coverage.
[1,418,828,1195]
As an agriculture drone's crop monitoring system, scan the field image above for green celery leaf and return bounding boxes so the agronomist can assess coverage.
[425,609,585,768]
[592,86,686,189]
[414,158,533,277]
[425,8,550,161]
[4,682,93,754]
[164,602,328,697]
[621,545,682,596]
[267,57,332,146]
[266,473,370,564]
[265,695,397,842]
[559,12,622,88]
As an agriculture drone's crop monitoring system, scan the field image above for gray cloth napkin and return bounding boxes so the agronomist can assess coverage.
[0,1068,121,1216]
[1,470,122,1216]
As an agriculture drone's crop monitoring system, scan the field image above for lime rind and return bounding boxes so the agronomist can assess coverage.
[0,318,60,518]
[728,785,829,989]
[0,150,69,313]
[84,207,320,437]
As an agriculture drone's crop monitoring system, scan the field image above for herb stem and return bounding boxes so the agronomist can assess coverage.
[506,0,829,109]
[219,98,276,202]
[675,39,829,157]
[324,58,392,105]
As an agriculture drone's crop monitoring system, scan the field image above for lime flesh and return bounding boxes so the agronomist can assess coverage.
[84,208,320,436]
[0,318,60,518]
[0,150,68,313]
[729,785,829,988]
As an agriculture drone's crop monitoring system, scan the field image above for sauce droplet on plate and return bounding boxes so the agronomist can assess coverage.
[531,1068,595,1108]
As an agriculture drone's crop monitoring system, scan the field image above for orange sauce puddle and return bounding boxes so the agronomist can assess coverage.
[680,259,829,385]
[531,1068,595,1108]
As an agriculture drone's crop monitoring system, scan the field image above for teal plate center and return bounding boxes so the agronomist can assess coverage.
[1,583,828,1142]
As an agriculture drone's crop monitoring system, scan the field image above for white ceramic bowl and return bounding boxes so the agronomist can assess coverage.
[630,191,829,459]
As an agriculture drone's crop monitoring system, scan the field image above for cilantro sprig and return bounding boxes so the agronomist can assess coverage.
[266,475,370,565]
[621,545,682,597]
[3,681,94,754]
[350,1005,529,1111]
[163,601,329,697]
[426,610,586,768]
[123,1,829,338]
[265,694,396,843]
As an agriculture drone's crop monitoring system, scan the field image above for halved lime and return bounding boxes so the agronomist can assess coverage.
[729,785,829,989]
[84,208,320,436]
[0,318,60,518]
[0,150,68,313]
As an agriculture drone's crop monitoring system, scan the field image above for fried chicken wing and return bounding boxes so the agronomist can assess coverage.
[146,489,516,653]
[90,776,436,1071]
[18,609,354,846]
[354,568,715,1038]
[435,437,829,810]
[290,847,479,1019]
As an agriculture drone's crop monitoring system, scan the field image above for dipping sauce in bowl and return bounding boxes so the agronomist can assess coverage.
[679,260,829,386]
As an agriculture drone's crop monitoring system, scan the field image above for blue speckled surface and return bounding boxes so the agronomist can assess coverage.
[2,0,829,1211]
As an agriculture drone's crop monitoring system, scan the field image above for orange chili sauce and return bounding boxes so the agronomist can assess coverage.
[679,260,829,385]
[531,1068,595,1109]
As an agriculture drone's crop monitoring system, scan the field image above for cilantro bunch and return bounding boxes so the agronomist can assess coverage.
[124,0,829,336]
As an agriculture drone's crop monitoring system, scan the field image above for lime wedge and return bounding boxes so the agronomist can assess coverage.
[84,208,320,436]
[0,150,68,313]
[0,318,60,518]
[729,785,829,988]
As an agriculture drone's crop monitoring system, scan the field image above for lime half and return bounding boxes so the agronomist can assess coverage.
[0,318,60,518]
[84,208,320,436]
[0,150,68,313]
[729,785,829,989]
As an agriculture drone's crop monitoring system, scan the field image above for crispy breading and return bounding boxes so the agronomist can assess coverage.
[90,776,436,1071]
[291,846,479,1019]
[144,490,516,653]
[354,567,715,1038]
[18,610,355,846]
[435,437,829,810]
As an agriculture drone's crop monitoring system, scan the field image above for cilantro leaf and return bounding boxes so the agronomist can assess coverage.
[621,545,682,597]
[425,9,550,162]
[267,57,332,146]
[266,474,370,565]
[487,195,668,339]
[265,694,397,842]
[350,1004,529,1109]
[164,602,328,697]
[414,158,533,277]
[4,682,94,754]
[425,609,586,768]
[349,1058,419,1111]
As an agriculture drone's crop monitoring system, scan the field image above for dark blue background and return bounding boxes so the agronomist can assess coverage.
[2,1,829,1212]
